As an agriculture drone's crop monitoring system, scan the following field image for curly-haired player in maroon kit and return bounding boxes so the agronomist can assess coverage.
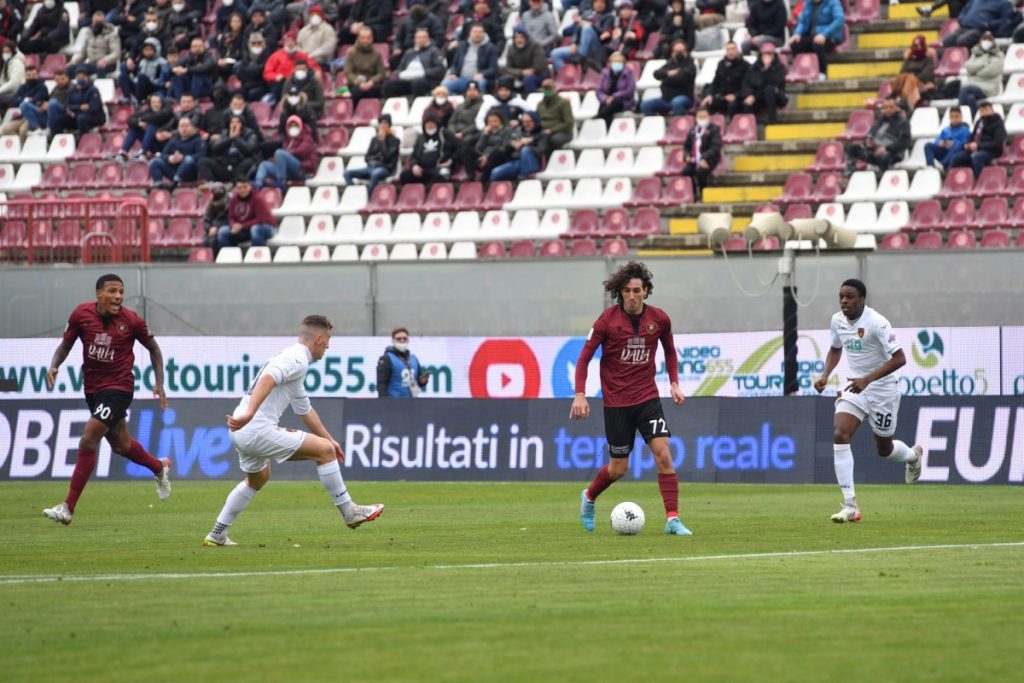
[571,261,693,536]
[42,274,172,525]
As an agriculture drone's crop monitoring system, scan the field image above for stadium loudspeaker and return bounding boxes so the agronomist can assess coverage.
[825,224,858,248]
[697,212,733,246]
[743,211,791,244]
[787,218,830,242]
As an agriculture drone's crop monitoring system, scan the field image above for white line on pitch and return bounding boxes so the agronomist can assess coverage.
[2,541,1022,586]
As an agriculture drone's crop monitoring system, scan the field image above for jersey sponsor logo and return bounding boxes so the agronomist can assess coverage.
[88,332,116,362]
[468,339,541,398]
[620,336,650,364]
[845,340,863,351]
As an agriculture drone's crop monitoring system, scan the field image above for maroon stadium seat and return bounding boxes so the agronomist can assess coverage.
[146,218,166,247]
[722,114,757,143]
[722,236,748,252]
[0,221,28,255]
[122,161,150,188]
[785,53,820,84]
[317,128,349,156]
[935,166,974,199]
[935,46,968,78]
[93,162,122,189]
[999,166,1024,198]
[67,163,97,189]
[600,208,629,237]
[783,204,813,221]
[350,98,382,127]
[554,62,583,92]
[260,187,282,211]
[914,232,944,249]
[148,188,172,217]
[997,134,1024,166]
[40,163,69,190]
[773,173,814,204]
[656,147,684,177]
[625,177,662,208]
[164,218,197,247]
[481,181,513,210]
[847,0,881,21]
[880,233,910,250]
[424,182,455,211]
[626,208,662,237]
[907,199,943,231]
[979,229,1010,248]
[661,116,694,146]
[322,98,354,127]
[569,239,598,256]
[540,239,567,257]
[1017,231,1024,248]
[103,132,129,158]
[188,247,214,263]
[70,133,103,161]
[452,181,484,211]
[601,238,628,256]
[1009,198,1024,227]
[169,189,200,217]
[29,220,55,250]
[942,198,975,230]
[56,221,82,249]
[509,240,537,258]
[360,183,398,215]
[39,54,67,80]
[967,165,1007,198]
[569,209,600,237]
[810,172,842,202]
[946,230,977,249]
[636,31,660,60]
[100,104,132,132]
[836,110,876,142]
[250,101,275,129]
[479,240,506,259]
[972,197,1008,229]
[393,183,426,214]
[806,141,845,172]
[660,176,694,206]
[752,236,781,250]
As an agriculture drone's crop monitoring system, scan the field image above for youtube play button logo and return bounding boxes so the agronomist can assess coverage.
[469,340,541,398]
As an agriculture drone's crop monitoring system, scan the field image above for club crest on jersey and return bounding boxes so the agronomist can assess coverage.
[644,321,659,335]
[117,322,128,335]
[857,328,865,338]
[621,336,650,364]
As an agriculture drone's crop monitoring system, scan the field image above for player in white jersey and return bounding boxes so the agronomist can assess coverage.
[203,315,383,546]
[814,279,922,523]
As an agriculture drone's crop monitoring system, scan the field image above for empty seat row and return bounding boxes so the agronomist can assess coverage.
[881,229,1024,250]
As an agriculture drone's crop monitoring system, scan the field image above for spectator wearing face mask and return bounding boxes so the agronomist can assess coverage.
[278,86,319,143]
[236,32,271,102]
[536,78,573,150]
[166,0,200,52]
[377,328,430,398]
[222,92,264,144]
[504,25,548,95]
[284,60,325,117]
[69,11,121,77]
[1,63,47,138]
[596,51,636,125]
[343,113,400,192]
[254,114,318,190]
[48,67,107,138]
[401,112,454,184]
[890,34,937,110]
[641,40,696,117]
[297,6,337,67]
[119,37,170,105]
[682,106,722,202]
[124,8,168,56]
[18,0,70,57]
[957,32,1004,116]
[263,30,320,104]
[243,8,279,52]
[423,85,454,128]
[942,0,1016,48]
[739,43,788,123]
[0,43,25,114]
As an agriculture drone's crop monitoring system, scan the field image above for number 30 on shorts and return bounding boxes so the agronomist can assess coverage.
[648,418,669,435]
[873,412,893,430]
[93,403,112,420]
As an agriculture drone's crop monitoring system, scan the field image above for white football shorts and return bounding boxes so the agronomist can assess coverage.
[231,424,306,473]
[835,383,901,437]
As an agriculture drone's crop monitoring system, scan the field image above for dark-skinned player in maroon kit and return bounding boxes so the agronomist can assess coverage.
[42,274,172,525]
[571,261,693,536]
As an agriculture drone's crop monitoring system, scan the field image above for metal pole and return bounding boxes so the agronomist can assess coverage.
[782,249,799,396]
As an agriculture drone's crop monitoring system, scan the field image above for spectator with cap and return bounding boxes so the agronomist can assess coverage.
[444,21,498,95]
[949,99,1006,176]
[448,80,484,168]
[278,86,319,143]
[743,0,788,54]
[264,30,320,104]
[344,113,400,192]
[382,27,446,98]
[740,42,788,123]
[521,0,560,51]
[255,114,318,190]
[401,112,454,185]
[596,51,636,124]
[47,66,106,138]
[284,59,324,117]
[236,31,271,102]
[536,77,573,150]
[656,0,696,58]
[218,179,276,250]
[344,26,387,104]
[298,6,337,67]
[504,25,548,95]
[475,75,532,130]
[682,105,722,202]
[640,39,695,117]
[423,85,454,128]
[244,7,279,51]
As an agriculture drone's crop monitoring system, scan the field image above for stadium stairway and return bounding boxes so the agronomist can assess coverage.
[643,3,951,255]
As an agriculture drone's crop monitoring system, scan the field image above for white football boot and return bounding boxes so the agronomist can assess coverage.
[831,504,862,523]
[202,534,238,547]
[43,502,73,525]
[906,446,923,484]
[345,503,384,529]
[156,458,173,500]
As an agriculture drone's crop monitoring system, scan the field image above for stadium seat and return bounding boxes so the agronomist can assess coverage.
[636,31,660,61]
[810,172,842,202]
[362,213,393,242]
[423,183,455,212]
[993,74,1024,106]
[0,163,14,190]
[539,239,567,257]
[554,62,584,92]
[844,202,878,233]
[997,135,1024,166]
[636,58,665,91]
[876,170,911,201]
[448,241,478,259]
[360,184,398,215]
[509,240,537,258]
[600,209,629,237]
[625,177,662,208]
[421,212,451,240]
[382,97,410,125]
[906,199,943,232]
[910,107,940,139]
[784,204,813,221]
[573,91,601,120]
[480,210,511,238]
[243,246,272,264]
[504,179,545,211]
[450,211,482,240]
[569,239,598,256]
[121,162,150,188]
[815,202,846,224]
[401,96,432,127]
[273,245,302,263]
[935,47,968,78]
[600,178,633,207]
[1003,43,1024,73]
[947,230,977,249]
[334,214,363,242]
[536,149,576,180]
[534,178,572,210]
[340,126,376,157]
[897,138,929,170]
[39,163,69,190]
[659,176,694,207]
[336,185,369,214]
[308,157,345,187]
[565,177,604,209]
[147,188,173,218]
[168,188,200,217]
[785,53,820,84]
[39,53,67,80]
[914,232,943,249]
[836,110,876,142]
[971,197,1009,229]
[838,171,877,203]
[302,185,338,217]
[601,238,628,256]
[215,246,243,264]
[389,242,419,261]
[807,141,845,172]
[304,215,337,244]
[936,167,974,199]
[317,128,350,156]
[569,209,600,237]
[67,163,97,189]
[392,213,422,242]
[482,181,513,210]
[273,186,311,216]
[773,173,814,204]
[656,147,684,177]
[260,187,282,212]
[980,229,1011,248]
[875,201,911,233]
[848,0,881,22]
[188,247,214,263]
[631,147,664,178]
[968,165,1007,198]
[100,104,131,131]
[634,117,667,147]
[880,233,910,250]
[321,98,354,127]
[601,118,638,149]
[331,244,360,262]
[627,208,662,237]
[360,243,389,261]
[0,135,19,162]
[1006,103,1024,135]
[419,242,448,260]
[271,216,306,246]
[392,183,426,214]
[695,57,720,88]
[722,236,748,252]
[539,209,569,236]
[302,244,331,262]
[899,168,940,203]
[942,198,975,230]
[69,133,103,161]
[479,240,506,259]
[662,116,694,146]
[452,181,484,211]
[351,99,382,127]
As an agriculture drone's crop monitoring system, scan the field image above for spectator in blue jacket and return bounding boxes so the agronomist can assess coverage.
[789,0,845,80]
[47,67,106,137]
[924,108,972,170]
[376,328,431,398]
[443,23,499,94]
[551,10,605,73]
[1,63,49,138]
[149,117,207,188]
[942,0,1018,48]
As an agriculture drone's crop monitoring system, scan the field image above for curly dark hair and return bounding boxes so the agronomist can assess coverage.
[603,261,653,304]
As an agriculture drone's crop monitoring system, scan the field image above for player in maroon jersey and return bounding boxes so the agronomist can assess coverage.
[571,261,693,536]
[42,274,172,525]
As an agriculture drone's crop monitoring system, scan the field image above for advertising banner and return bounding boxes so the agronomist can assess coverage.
[0,326,1007,399]
[2,398,1020,485]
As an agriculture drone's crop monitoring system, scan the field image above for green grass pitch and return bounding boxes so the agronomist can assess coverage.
[1,481,1022,682]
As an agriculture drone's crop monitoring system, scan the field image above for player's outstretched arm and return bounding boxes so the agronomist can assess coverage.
[228,374,277,430]
[299,409,345,461]
[45,341,74,390]
[141,337,168,409]
[814,347,843,393]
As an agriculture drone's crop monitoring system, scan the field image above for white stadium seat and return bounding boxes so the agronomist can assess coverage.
[243,246,271,264]
[875,170,910,201]
[573,91,600,120]
[838,171,877,203]
[599,177,633,207]
[269,216,305,246]
[392,213,422,241]
[910,106,940,139]
[905,167,942,200]
[360,243,389,261]
[0,135,20,162]
[568,119,606,150]
[537,178,574,209]
[843,202,879,233]
[1004,103,1024,135]
[448,241,478,259]
[17,135,48,163]
[421,212,451,240]
[331,244,359,261]
[308,157,345,187]
[815,202,846,224]
[303,214,336,244]
[335,184,369,214]
[362,213,393,242]
[504,179,545,211]
[631,146,665,178]
[696,57,721,88]
[896,138,929,170]
[419,242,448,259]
[45,134,76,162]
[273,186,311,216]
[272,245,301,263]
[215,246,242,264]
[334,214,364,242]
[875,201,910,234]
[992,72,1024,104]
[340,126,375,157]
[389,242,419,260]
[450,211,481,239]
[540,209,569,236]
[599,148,635,179]
[479,210,511,238]
[566,177,603,208]
[509,210,542,238]
[566,148,607,179]
[9,162,41,191]
[637,59,665,91]
[302,244,331,262]
[306,186,339,216]
[1003,43,1024,73]
[599,118,637,149]
[634,117,667,147]
[536,149,576,180]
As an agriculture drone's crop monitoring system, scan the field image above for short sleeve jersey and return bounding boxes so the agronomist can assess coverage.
[830,306,901,390]
[61,302,154,395]
[575,304,679,408]
[236,343,314,429]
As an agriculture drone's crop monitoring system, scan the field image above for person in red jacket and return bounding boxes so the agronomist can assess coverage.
[262,31,320,104]
[217,179,276,250]
[254,114,318,190]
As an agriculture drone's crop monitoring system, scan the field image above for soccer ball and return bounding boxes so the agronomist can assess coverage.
[610,502,645,535]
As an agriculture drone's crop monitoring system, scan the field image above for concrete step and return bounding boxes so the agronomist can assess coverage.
[636,246,714,256]
[778,108,859,124]
[643,234,714,250]
[857,30,939,50]
[703,185,784,203]
[796,91,875,109]
[669,216,754,236]
[740,140,827,154]
[888,2,948,20]
[831,48,906,63]
[764,121,846,141]
[848,18,946,33]
[787,77,886,94]
[828,61,903,79]
[732,154,815,172]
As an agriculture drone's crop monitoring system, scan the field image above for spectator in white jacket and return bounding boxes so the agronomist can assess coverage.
[70,11,122,77]
[297,6,338,67]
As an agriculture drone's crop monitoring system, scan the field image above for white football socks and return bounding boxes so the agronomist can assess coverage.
[316,461,354,518]
[211,481,258,538]
[833,444,856,505]
[886,440,917,463]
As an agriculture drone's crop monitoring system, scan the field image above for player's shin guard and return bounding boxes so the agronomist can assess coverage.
[119,438,164,475]
[586,465,615,502]
[210,481,258,538]
[886,440,916,463]
[65,447,97,513]
[833,444,856,504]
[657,472,679,519]
[317,461,354,517]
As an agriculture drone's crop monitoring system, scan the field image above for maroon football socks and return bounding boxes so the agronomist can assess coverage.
[65,448,97,513]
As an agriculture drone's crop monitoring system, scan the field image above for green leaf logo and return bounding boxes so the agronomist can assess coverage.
[912,330,944,369]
